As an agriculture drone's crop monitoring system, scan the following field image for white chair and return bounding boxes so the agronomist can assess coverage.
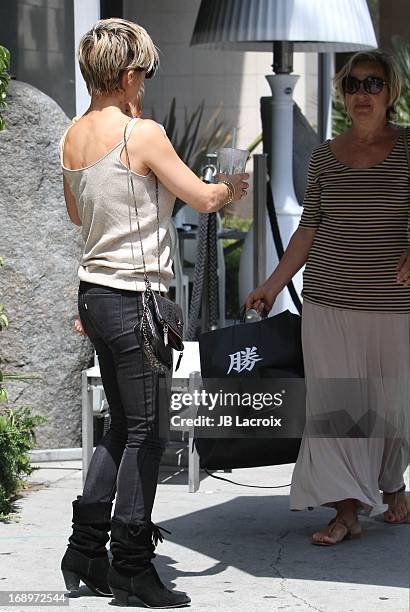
[171,342,202,492]
[81,345,203,492]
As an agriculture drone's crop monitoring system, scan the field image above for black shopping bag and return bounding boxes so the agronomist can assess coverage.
[196,310,305,469]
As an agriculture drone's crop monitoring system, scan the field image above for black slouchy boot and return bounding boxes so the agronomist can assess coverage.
[108,518,191,608]
[61,496,113,596]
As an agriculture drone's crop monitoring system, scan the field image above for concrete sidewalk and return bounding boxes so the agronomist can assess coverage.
[0,461,409,612]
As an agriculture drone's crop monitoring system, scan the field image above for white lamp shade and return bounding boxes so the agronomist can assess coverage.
[191,0,377,52]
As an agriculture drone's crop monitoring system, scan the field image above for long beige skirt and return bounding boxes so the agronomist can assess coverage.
[290,300,410,517]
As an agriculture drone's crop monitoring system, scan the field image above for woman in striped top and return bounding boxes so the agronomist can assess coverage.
[246,50,409,545]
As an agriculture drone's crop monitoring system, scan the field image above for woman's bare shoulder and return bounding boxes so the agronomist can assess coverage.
[134,118,167,137]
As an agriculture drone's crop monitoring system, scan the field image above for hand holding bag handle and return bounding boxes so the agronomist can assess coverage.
[123,119,184,372]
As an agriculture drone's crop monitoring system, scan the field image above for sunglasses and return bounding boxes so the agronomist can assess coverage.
[145,59,159,80]
[342,75,388,95]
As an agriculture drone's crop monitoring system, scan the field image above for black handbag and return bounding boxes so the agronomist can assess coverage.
[123,120,184,372]
[196,310,305,469]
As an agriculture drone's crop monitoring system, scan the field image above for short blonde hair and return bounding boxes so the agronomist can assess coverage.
[78,18,159,96]
[334,50,402,121]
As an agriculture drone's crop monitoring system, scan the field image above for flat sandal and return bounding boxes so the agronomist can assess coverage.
[312,516,362,546]
[382,485,410,524]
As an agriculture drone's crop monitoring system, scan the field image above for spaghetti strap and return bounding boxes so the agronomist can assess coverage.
[124,117,140,142]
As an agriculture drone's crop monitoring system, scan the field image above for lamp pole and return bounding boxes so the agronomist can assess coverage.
[263,42,303,315]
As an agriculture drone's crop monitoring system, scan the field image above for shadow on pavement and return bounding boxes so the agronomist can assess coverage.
[153,494,409,590]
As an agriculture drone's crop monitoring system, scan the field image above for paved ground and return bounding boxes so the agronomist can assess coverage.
[0,461,409,612]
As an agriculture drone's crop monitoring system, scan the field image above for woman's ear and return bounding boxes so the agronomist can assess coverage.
[121,69,134,90]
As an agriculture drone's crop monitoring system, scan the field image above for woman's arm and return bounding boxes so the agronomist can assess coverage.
[63,176,82,226]
[127,120,249,213]
[246,226,317,313]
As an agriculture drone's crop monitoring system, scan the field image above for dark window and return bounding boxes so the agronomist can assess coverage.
[100,0,123,19]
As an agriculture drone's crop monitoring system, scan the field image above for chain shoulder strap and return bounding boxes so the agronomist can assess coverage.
[123,119,162,294]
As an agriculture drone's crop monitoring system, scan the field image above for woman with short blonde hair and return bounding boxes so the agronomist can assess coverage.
[78,18,159,96]
[60,18,248,607]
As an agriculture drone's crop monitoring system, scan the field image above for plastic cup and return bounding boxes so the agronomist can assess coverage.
[217,147,249,175]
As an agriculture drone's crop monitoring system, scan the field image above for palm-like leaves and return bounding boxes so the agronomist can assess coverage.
[0,45,10,132]
[160,99,232,214]
[391,36,410,126]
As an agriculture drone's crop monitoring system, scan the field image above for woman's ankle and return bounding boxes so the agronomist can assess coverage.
[335,498,358,519]
[382,484,405,496]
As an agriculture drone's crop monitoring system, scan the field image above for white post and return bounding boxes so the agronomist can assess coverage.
[318,53,334,142]
[73,0,100,117]
[264,73,303,315]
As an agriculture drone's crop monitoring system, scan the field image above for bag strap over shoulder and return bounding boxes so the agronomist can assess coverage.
[124,117,140,142]
[123,119,162,295]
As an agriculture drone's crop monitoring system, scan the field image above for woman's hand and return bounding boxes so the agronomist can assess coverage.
[216,173,249,202]
[396,248,410,286]
[245,282,279,315]
[74,316,87,336]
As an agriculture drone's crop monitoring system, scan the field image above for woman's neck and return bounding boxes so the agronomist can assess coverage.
[87,94,127,115]
[349,119,391,144]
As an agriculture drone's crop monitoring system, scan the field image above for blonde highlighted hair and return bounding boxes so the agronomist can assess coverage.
[78,18,159,96]
[334,49,402,121]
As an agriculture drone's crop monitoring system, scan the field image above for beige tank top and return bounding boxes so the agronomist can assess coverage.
[59,117,175,292]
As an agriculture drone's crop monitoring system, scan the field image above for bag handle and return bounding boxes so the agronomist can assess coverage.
[123,119,162,295]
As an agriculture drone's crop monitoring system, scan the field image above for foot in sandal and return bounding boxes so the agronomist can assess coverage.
[312,499,361,546]
[383,486,410,524]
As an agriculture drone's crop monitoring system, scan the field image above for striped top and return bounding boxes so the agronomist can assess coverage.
[299,129,410,312]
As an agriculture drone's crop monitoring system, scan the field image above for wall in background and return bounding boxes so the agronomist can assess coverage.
[0,0,75,117]
[124,0,318,153]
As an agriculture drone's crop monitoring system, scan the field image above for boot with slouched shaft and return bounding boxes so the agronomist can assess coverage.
[108,518,191,608]
[61,496,113,596]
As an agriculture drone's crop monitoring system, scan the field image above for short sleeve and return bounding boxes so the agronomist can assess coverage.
[299,149,322,229]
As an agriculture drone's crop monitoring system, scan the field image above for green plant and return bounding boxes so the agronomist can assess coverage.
[0,256,9,402]
[391,36,410,126]
[222,216,252,318]
[162,99,231,174]
[0,406,46,518]
[159,99,233,215]
[0,45,10,132]
[332,95,350,137]
[158,98,264,215]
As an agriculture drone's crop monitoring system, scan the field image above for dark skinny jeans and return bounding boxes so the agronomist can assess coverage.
[77,281,169,525]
